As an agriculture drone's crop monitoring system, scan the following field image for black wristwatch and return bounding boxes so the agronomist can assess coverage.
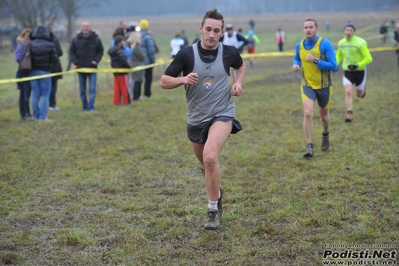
[313,58,320,64]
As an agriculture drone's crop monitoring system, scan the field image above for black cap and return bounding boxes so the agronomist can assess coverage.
[344,23,356,31]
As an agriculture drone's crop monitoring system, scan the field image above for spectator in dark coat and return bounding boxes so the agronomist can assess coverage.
[379,22,389,44]
[47,24,63,111]
[69,21,104,111]
[393,22,399,68]
[15,28,34,121]
[29,25,57,122]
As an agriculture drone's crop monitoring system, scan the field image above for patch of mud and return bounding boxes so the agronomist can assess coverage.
[249,72,301,87]
[265,72,302,84]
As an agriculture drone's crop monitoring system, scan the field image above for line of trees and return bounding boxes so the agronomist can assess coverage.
[0,0,99,39]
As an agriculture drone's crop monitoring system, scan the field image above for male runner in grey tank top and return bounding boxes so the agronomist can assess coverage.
[160,8,246,230]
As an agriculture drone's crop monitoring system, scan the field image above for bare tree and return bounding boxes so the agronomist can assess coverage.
[0,0,8,19]
[58,0,81,40]
[3,0,99,40]
[5,0,59,29]
[58,0,99,39]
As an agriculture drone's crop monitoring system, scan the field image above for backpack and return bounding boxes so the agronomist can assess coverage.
[19,43,32,76]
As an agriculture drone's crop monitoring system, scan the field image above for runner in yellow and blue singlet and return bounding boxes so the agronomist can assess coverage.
[292,19,338,158]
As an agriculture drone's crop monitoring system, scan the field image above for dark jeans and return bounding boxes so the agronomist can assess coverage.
[133,81,143,100]
[49,79,58,107]
[78,73,97,111]
[144,67,153,98]
[18,81,32,118]
[278,43,284,52]
[16,69,32,118]
[66,49,72,71]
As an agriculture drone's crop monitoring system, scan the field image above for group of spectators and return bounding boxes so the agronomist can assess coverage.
[170,23,286,67]
[14,18,158,121]
[380,19,399,44]
[220,24,286,65]
[377,19,399,68]
[219,24,286,56]
[65,19,157,110]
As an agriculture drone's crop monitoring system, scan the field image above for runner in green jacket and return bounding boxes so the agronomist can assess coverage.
[336,23,373,122]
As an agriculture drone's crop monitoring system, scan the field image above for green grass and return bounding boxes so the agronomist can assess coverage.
[0,13,398,265]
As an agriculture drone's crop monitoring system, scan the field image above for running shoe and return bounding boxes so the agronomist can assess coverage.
[321,135,330,151]
[204,209,220,230]
[303,147,314,158]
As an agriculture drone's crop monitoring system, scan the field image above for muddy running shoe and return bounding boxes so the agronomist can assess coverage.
[361,88,366,98]
[204,208,220,230]
[345,115,353,122]
[204,187,224,230]
[303,147,314,158]
[321,134,330,151]
[345,111,353,123]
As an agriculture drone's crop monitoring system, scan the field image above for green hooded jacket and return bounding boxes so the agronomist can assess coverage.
[336,35,373,71]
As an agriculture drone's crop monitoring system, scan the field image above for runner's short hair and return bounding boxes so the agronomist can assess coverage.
[201,8,224,29]
[304,19,318,28]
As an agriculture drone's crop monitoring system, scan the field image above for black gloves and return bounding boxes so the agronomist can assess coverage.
[348,64,358,71]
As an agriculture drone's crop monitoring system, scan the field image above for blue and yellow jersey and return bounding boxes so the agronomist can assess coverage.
[293,36,338,90]
[300,37,332,89]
